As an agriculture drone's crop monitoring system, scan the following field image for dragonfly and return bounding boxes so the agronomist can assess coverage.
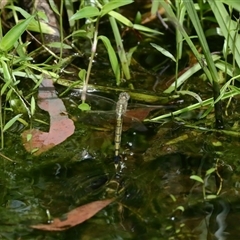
[114,92,130,170]
[71,91,151,132]
[69,90,174,165]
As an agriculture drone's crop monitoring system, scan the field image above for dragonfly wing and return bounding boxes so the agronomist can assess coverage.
[78,110,147,132]
[122,115,148,132]
[78,111,115,130]
[70,90,117,111]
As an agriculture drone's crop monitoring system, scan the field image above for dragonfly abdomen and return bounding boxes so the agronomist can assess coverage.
[114,118,123,157]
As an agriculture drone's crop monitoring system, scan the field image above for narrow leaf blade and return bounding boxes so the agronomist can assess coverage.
[70,6,100,21]
[101,0,133,16]
[3,114,22,132]
[98,35,120,83]
[151,43,176,62]
[190,175,204,183]
[0,16,34,52]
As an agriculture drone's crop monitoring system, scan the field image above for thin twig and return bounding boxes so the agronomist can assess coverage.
[0,152,15,162]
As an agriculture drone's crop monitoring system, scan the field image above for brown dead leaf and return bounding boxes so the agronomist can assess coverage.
[21,77,75,155]
[141,7,166,24]
[126,108,155,122]
[31,198,114,231]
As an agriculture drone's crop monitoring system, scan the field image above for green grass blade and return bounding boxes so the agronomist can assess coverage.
[150,43,176,62]
[220,0,240,12]
[159,1,212,83]
[183,0,219,83]
[108,11,133,27]
[0,15,34,52]
[3,114,22,132]
[98,35,120,84]
[190,175,204,184]
[100,0,133,17]
[70,6,100,21]
[133,24,162,34]
[30,96,36,116]
[208,0,240,68]
[65,0,75,27]
[175,0,186,60]
[146,88,239,122]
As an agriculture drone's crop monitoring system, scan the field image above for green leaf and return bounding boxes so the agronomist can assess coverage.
[151,43,176,62]
[208,0,240,68]
[5,7,55,37]
[177,90,203,104]
[49,0,60,15]
[0,15,34,52]
[31,96,35,116]
[78,102,91,111]
[205,194,217,200]
[5,5,31,18]
[159,1,213,85]
[27,21,57,34]
[134,11,142,24]
[37,10,49,22]
[190,175,204,183]
[220,0,240,12]
[98,35,120,83]
[78,69,86,81]
[205,167,216,176]
[151,0,160,15]
[46,42,72,49]
[108,11,133,27]
[70,6,100,21]
[175,206,185,212]
[31,148,39,154]
[27,133,32,142]
[1,79,12,95]
[101,0,133,17]
[183,1,219,83]
[147,87,239,122]
[17,117,29,127]
[65,0,75,27]
[3,114,22,132]
[126,46,138,66]
[0,59,12,83]
[164,55,221,94]
[133,24,162,34]
[71,30,87,38]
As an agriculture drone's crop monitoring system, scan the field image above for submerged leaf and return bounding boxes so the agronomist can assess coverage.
[31,198,114,231]
[21,78,75,155]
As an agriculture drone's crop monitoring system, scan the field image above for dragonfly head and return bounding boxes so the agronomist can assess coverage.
[118,92,130,101]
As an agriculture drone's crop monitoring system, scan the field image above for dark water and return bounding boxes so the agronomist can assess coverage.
[1,92,240,240]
